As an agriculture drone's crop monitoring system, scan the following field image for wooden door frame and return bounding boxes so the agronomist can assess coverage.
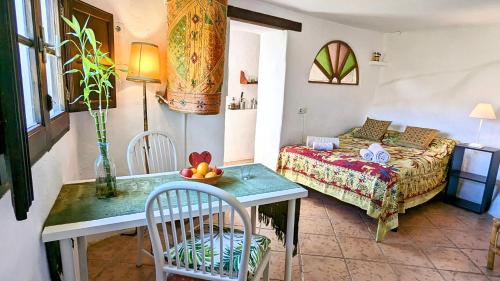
[227,6,302,32]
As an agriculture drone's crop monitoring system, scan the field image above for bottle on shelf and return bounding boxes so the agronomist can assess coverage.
[228,97,239,110]
[239,91,246,110]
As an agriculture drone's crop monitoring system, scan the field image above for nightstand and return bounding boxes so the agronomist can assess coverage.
[445,143,500,213]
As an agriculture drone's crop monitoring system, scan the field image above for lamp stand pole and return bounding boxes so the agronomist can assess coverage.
[470,118,484,148]
[142,81,150,173]
[143,80,148,132]
[476,118,483,144]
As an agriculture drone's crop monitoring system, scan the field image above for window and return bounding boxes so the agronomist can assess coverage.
[1,0,71,219]
[1,0,35,220]
[308,40,359,85]
[13,0,70,162]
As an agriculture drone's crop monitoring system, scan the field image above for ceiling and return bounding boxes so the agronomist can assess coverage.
[260,0,500,32]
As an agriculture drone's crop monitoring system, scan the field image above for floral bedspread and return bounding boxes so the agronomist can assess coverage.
[277,129,457,241]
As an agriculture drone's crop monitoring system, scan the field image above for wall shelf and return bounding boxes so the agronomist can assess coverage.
[369,61,388,66]
[240,71,258,84]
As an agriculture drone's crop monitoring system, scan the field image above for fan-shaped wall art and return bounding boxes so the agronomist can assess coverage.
[308,40,359,85]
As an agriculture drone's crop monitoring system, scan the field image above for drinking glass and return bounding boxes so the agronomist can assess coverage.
[240,165,253,180]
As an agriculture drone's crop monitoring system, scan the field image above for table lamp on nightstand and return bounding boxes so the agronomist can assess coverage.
[469,103,496,148]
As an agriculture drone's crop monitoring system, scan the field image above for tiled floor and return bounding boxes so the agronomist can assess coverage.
[87,189,499,281]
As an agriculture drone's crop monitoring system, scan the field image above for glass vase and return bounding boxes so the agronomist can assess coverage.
[95,142,117,198]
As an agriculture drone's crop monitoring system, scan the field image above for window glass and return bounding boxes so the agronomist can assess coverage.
[18,43,40,129]
[42,0,65,117]
[39,0,56,46]
[14,0,30,38]
[46,54,65,117]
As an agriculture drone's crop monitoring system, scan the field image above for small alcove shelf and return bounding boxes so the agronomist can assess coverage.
[240,71,258,84]
[369,61,388,66]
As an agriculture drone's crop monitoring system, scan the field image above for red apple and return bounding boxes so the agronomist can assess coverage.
[212,167,223,175]
[180,168,193,178]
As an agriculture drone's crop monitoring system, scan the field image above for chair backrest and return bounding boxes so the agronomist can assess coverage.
[127,131,177,175]
[145,181,252,281]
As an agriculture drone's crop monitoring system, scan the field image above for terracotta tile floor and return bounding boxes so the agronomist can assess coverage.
[87,189,499,281]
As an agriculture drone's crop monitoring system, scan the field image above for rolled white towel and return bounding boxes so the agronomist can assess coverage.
[360,148,374,161]
[368,143,391,163]
[306,136,340,148]
[312,142,334,151]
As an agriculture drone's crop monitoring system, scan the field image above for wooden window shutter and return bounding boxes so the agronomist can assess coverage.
[64,0,116,112]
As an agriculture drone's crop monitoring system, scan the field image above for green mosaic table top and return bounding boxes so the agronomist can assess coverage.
[44,164,304,227]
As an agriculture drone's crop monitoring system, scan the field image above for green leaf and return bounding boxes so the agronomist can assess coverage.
[71,15,81,34]
[83,87,90,99]
[82,16,90,30]
[63,69,80,75]
[62,16,77,32]
[82,57,98,71]
[59,39,70,47]
[63,54,80,66]
[69,95,84,104]
[85,29,97,50]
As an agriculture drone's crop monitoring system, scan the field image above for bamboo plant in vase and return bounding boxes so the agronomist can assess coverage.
[62,16,118,198]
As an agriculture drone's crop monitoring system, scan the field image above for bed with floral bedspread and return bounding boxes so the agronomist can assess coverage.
[277,129,457,241]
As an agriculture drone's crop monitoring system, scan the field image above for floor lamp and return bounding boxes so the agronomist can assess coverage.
[126,42,161,132]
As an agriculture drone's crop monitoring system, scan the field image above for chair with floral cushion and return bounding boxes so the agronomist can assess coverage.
[487,218,500,270]
[145,181,271,281]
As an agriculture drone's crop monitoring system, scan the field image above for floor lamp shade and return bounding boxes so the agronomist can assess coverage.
[164,0,227,115]
[126,42,161,132]
[126,42,161,83]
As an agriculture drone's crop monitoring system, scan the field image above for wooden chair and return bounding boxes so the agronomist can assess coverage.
[127,131,178,266]
[145,181,271,281]
[487,218,500,270]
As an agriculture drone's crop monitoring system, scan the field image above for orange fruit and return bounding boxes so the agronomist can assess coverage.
[191,167,197,174]
[192,173,204,179]
[205,172,217,178]
[197,162,209,176]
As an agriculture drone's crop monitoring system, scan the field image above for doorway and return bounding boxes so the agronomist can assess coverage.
[223,19,288,169]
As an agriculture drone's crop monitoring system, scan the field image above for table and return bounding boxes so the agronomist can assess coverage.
[445,143,500,213]
[42,164,308,281]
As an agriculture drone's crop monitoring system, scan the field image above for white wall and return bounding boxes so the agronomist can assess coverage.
[254,30,288,169]
[70,0,383,177]
[368,24,500,215]
[73,0,225,178]
[226,29,260,103]
[0,128,79,281]
[224,29,260,163]
[224,110,257,162]
[227,1,384,147]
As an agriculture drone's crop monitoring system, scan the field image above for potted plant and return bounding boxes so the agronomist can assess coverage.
[61,16,117,198]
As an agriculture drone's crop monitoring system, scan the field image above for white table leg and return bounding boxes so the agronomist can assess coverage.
[60,238,76,281]
[251,206,257,234]
[77,236,88,281]
[284,199,296,281]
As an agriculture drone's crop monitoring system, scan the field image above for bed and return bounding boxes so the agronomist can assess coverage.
[277,129,457,241]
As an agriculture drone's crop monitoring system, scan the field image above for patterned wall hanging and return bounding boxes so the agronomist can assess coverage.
[164,0,227,115]
[308,40,359,85]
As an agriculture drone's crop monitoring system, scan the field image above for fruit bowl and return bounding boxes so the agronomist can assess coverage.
[179,151,224,185]
[179,169,224,185]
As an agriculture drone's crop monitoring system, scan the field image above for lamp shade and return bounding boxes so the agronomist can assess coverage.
[163,0,227,115]
[126,42,161,83]
[469,103,496,120]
